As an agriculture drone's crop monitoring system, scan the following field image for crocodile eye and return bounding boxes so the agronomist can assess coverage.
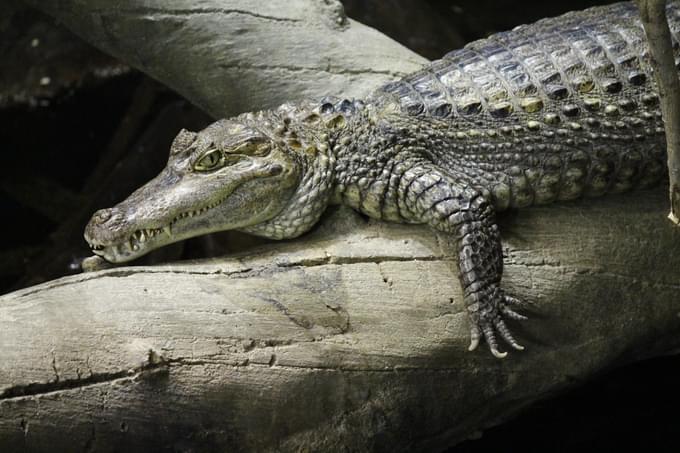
[194,149,223,171]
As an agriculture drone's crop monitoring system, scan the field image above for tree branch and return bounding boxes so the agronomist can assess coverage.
[636,0,680,224]
[19,0,426,118]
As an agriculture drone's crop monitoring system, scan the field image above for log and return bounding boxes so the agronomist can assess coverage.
[4,0,680,451]
[2,193,680,451]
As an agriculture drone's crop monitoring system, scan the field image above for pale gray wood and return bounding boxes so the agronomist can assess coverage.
[2,191,680,452]
[19,0,426,118]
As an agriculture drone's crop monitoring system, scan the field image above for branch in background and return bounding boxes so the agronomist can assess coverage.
[637,0,680,224]
[20,0,426,118]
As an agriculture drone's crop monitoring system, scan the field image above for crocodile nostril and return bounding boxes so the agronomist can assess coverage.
[92,209,113,225]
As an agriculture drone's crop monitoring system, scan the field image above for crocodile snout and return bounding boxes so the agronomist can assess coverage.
[90,209,113,225]
[84,208,128,246]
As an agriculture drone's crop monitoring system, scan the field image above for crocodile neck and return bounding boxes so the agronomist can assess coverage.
[328,99,432,223]
[238,120,337,240]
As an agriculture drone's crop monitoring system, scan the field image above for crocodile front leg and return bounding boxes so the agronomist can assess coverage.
[399,163,527,358]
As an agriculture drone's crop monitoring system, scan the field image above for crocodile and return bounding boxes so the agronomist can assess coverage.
[84,1,677,357]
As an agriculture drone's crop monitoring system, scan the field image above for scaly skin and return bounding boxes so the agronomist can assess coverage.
[85,1,676,357]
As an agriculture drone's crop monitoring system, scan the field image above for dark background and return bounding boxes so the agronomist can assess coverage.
[1,0,678,451]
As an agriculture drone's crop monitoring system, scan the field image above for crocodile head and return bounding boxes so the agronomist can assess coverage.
[84,107,335,263]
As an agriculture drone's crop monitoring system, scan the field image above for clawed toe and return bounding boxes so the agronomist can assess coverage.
[468,324,481,351]
[481,321,508,358]
[469,322,510,358]
[467,293,528,358]
[495,319,524,350]
[490,348,508,359]
[505,295,535,308]
[501,305,528,321]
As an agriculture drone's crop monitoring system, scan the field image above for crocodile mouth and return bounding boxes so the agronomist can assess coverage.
[88,225,170,255]
[85,164,287,263]
[86,196,230,263]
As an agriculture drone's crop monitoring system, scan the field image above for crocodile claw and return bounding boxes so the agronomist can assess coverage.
[467,292,527,358]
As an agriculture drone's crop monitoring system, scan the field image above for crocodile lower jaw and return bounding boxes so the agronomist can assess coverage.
[87,225,173,262]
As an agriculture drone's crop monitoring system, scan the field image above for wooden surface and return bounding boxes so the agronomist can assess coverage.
[2,191,680,451]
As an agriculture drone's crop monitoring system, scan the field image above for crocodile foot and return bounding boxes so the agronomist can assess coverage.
[467,289,527,358]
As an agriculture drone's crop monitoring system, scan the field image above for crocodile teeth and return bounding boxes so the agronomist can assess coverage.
[164,225,172,237]
[169,200,228,227]
[134,230,147,243]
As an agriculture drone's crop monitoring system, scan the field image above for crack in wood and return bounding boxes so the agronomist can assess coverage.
[216,62,405,78]
[14,253,453,299]
[256,294,315,330]
[0,350,171,401]
[50,350,60,383]
[96,6,301,24]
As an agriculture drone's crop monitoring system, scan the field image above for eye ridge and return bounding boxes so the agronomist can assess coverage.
[232,140,271,156]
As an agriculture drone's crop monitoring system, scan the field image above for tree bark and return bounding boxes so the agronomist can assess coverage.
[636,0,680,224]
[3,1,680,452]
[19,0,426,118]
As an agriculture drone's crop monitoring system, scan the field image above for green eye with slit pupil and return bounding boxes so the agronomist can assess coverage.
[194,149,223,171]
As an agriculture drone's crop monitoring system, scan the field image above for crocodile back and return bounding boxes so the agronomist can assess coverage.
[372,1,678,208]
[376,1,675,122]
